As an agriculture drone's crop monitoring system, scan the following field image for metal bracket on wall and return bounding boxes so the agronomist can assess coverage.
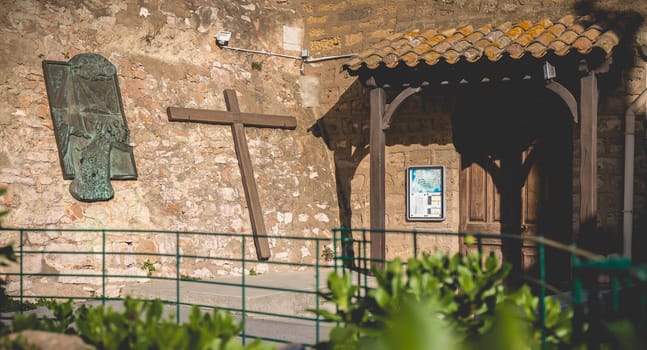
[214,31,356,74]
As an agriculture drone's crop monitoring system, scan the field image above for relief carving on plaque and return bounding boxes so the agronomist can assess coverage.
[43,53,137,202]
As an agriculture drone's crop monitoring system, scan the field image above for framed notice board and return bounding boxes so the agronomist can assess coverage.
[406,165,445,221]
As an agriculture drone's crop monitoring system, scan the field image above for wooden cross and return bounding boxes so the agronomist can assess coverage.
[167,89,297,260]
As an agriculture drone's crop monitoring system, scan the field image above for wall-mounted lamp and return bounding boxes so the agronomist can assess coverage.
[543,61,557,81]
[215,31,232,47]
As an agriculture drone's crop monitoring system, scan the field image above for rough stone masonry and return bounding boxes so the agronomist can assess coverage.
[0,1,338,297]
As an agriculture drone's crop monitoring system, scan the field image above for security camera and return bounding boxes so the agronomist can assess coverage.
[215,31,232,47]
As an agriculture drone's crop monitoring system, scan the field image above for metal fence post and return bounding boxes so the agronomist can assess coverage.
[176,231,180,324]
[333,228,339,274]
[413,229,418,258]
[361,229,368,295]
[19,229,23,312]
[102,229,106,305]
[241,235,247,345]
[539,237,546,350]
[571,250,584,345]
[315,238,321,344]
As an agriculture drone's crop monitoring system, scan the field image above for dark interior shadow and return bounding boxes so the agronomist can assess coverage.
[453,82,575,288]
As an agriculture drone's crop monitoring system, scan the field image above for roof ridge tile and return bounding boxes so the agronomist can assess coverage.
[496,22,514,32]
[385,32,404,41]
[440,28,457,36]
[456,24,474,35]
[421,28,438,37]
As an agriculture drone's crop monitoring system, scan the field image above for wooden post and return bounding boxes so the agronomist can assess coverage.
[370,87,386,264]
[367,84,420,265]
[167,90,297,260]
[579,72,598,236]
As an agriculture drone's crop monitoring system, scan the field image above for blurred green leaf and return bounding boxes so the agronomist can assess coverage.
[314,250,582,350]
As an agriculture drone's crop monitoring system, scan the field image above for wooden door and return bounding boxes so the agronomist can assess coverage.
[459,146,540,274]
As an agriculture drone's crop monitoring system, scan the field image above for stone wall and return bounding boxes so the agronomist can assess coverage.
[0,0,340,297]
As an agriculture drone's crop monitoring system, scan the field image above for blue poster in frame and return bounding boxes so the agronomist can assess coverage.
[406,165,445,221]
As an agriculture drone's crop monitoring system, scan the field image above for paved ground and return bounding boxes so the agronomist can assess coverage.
[119,269,340,347]
[121,269,336,318]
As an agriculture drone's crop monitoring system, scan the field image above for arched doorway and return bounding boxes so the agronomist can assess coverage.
[455,83,573,289]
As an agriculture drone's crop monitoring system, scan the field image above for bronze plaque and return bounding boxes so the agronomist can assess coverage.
[43,53,137,202]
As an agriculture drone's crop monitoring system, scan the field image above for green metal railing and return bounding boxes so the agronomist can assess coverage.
[2,227,645,348]
[0,228,333,347]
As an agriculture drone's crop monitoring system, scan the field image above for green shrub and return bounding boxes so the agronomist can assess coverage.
[4,297,276,350]
[312,251,574,350]
[0,187,7,224]
[8,299,75,335]
[0,187,12,312]
[0,244,16,311]
[0,333,37,350]
[141,259,156,277]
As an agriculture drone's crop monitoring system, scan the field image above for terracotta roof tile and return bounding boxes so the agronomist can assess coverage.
[596,31,620,54]
[548,40,570,56]
[556,30,580,45]
[506,42,526,59]
[546,23,567,37]
[465,29,486,42]
[421,51,442,65]
[558,14,576,26]
[421,28,438,37]
[456,24,474,36]
[473,38,493,50]
[533,30,557,47]
[428,33,449,46]
[400,51,418,65]
[444,49,461,64]
[583,27,603,41]
[464,47,482,62]
[573,36,594,53]
[413,43,433,55]
[432,40,454,54]
[441,28,457,36]
[505,24,529,39]
[343,14,620,72]
[453,39,473,52]
[527,42,549,58]
[484,45,503,61]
